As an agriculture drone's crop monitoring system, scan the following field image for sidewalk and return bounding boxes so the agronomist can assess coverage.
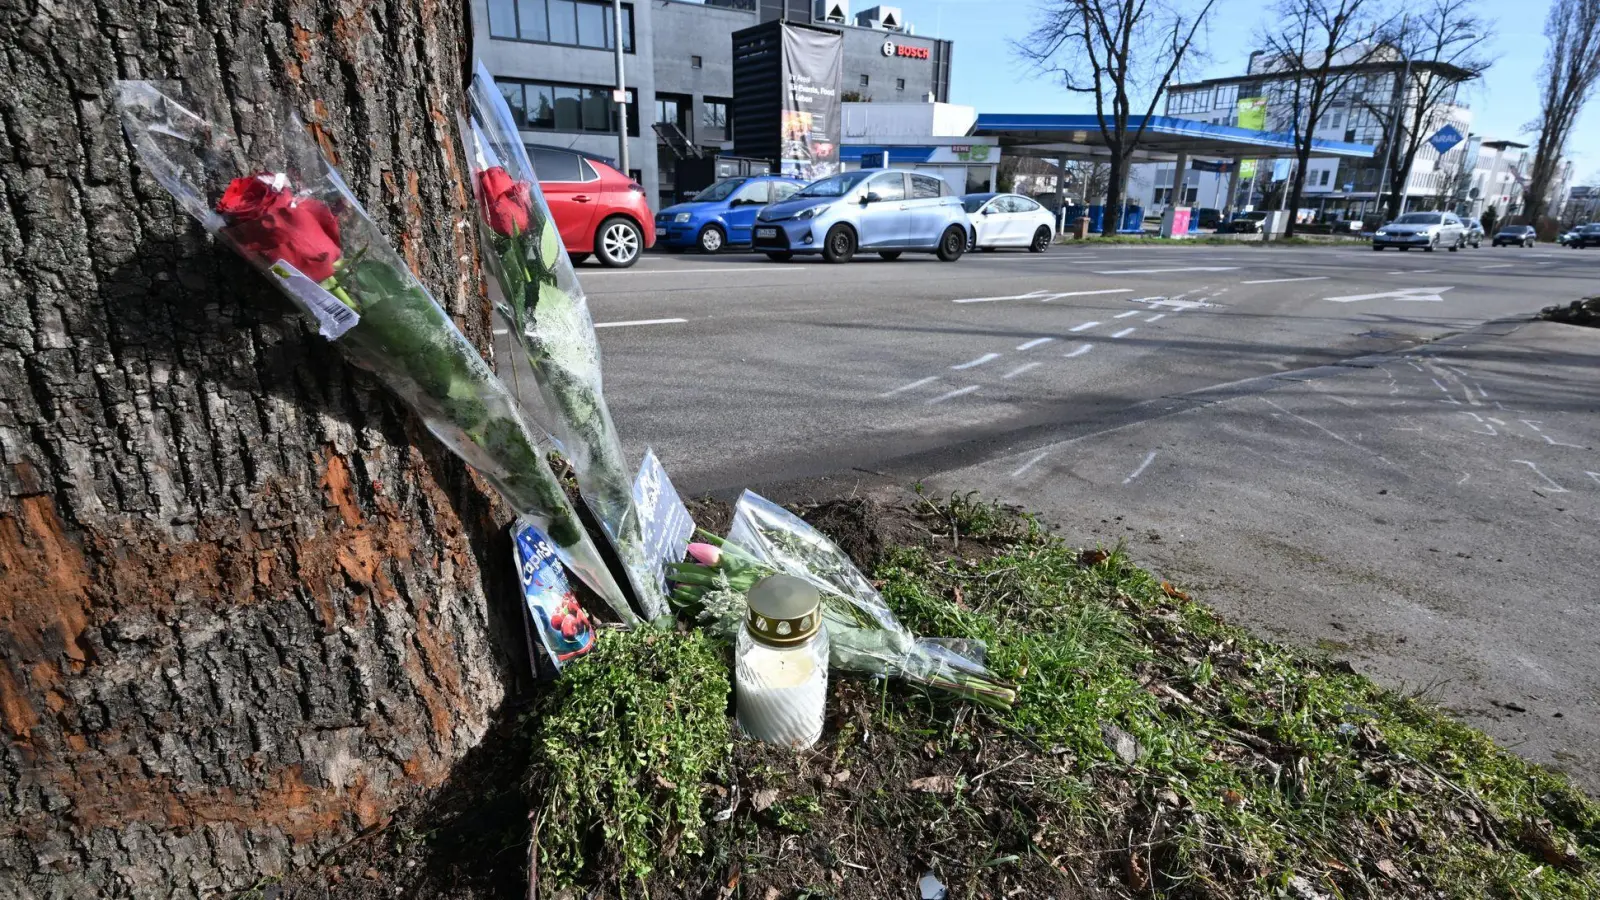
[935,318,1600,791]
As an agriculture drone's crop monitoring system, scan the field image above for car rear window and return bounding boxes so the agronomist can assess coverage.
[529,147,584,182]
[911,174,943,199]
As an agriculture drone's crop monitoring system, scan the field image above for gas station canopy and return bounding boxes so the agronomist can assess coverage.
[973,113,1376,162]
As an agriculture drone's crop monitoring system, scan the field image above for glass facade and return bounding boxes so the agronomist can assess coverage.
[498,78,639,136]
[489,0,634,52]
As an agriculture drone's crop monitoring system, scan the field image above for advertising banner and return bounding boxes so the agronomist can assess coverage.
[1236,97,1268,132]
[1239,159,1258,180]
[780,24,843,180]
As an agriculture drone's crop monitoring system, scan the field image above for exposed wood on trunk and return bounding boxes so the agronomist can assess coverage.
[0,0,521,895]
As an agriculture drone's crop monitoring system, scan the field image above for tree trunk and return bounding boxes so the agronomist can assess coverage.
[1102,155,1128,237]
[1284,151,1311,239]
[0,2,525,897]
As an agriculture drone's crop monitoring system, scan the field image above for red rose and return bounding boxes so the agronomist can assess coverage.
[216,173,343,282]
[477,166,532,238]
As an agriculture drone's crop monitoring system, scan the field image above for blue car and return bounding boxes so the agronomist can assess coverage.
[655,176,806,253]
[751,169,971,263]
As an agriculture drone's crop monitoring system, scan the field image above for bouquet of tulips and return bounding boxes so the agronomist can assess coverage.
[669,492,1017,708]
[462,64,668,624]
[116,81,635,625]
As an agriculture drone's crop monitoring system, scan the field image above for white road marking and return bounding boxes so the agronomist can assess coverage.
[1513,460,1568,493]
[1588,471,1600,486]
[879,376,938,397]
[1240,276,1329,284]
[592,266,773,275]
[1458,473,1471,485]
[593,317,688,328]
[1384,268,1440,273]
[1111,327,1137,338]
[492,327,510,335]
[1123,451,1158,484]
[1003,362,1042,379]
[1069,321,1100,333]
[1114,310,1142,319]
[1325,286,1454,304]
[953,288,1133,304]
[927,385,980,405]
[1016,337,1054,351]
[952,353,1000,370]
[1064,343,1094,358]
[1145,313,1166,322]
[1519,419,1587,449]
[1010,451,1050,478]
[1094,266,1240,274]
[1479,264,1514,269]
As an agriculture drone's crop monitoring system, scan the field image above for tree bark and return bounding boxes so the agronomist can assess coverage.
[0,1,524,897]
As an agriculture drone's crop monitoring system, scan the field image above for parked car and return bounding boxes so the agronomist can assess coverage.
[528,145,654,268]
[1464,220,1483,248]
[1568,223,1600,248]
[1492,224,1538,248]
[654,175,806,253]
[962,192,1056,252]
[1558,227,1581,246]
[752,169,970,263]
[1371,211,1467,251]
[1225,211,1270,234]
[1195,207,1224,229]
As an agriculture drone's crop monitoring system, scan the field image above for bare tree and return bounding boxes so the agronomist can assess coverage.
[1362,0,1493,220]
[1254,0,1389,237]
[1523,0,1600,224]
[1017,0,1218,235]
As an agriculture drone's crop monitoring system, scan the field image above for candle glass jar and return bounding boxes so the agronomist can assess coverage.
[735,575,829,749]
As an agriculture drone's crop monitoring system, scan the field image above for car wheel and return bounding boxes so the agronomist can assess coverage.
[822,225,856,263]
[936,225,967,262]
[595,217,642,268]
[569,252,591,265]
[1029,226,1052,252]
[1448,239,1459,252]
[765,251,793,262]
[1372,245,1383,251]
[1525,239,1535,248]
[877,251,902,261]
[696,225,725,254]
[1425,237,1438,252]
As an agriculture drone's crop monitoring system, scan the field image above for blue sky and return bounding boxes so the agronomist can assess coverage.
[908,0,1597,181]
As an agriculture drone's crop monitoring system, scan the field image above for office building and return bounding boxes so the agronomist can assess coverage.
[472,0,954,208]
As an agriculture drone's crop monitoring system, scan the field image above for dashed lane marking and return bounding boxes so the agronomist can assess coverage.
[952,353,1001,370]
[879,376,938,398]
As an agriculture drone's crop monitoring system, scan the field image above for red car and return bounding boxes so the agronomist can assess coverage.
[527,145,654,268]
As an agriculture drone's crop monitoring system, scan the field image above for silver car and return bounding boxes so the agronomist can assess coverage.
[1372,212,1468,252]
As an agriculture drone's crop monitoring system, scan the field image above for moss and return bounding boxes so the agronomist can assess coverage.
[527,628,731,890]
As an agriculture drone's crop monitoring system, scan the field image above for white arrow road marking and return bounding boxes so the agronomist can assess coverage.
[1325,286,1455,303]
[953,288,1133,304]
[952,353,1000,370]
[1095,266,1240,274]
[1064,343,1094,358]
[879,376,938,397]
[1240,276,1329,284]
[1513,460,1568,493]
[927,385,980,405]
[593,317,689,328]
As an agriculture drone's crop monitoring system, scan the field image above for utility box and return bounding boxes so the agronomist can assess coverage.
[1073,216,1090,240]
[675,155,774,202]
[1159,206,1193,238]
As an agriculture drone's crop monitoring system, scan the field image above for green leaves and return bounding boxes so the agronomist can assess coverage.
[539,214,560,271]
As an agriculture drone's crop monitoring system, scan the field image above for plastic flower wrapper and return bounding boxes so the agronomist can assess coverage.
[667,491,1016,708]
[462,62,667,623]
[116,80,636,625]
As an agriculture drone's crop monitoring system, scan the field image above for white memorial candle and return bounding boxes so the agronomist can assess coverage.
[735,575,829,749]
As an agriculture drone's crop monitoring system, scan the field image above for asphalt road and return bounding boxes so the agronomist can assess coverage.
[571,239,1600,789]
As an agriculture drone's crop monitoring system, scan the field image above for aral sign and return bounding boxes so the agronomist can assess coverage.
[880,41,930,60]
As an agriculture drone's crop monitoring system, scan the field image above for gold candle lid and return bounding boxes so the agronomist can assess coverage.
[746,575,822,648]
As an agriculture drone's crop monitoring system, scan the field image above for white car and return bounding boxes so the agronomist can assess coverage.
[962,192,1056,252]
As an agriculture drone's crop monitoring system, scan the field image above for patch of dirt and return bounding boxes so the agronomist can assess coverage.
[684,495,734,540]
[792,496,933,572]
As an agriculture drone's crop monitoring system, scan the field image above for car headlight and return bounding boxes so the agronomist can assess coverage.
[1375,230,1388,236]
[673,212,692,223]
[796,206,821,221]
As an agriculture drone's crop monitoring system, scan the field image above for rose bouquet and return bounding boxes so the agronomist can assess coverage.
[116,81,636,625]
[668,491,1017,708]
[462,63,668,623]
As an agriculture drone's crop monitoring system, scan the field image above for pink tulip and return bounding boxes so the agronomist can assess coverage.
[687,543,722,567]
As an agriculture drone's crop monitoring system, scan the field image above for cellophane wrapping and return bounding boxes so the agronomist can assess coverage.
[116,80,634,623]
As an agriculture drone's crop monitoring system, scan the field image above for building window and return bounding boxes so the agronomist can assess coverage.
[488,0,634,53]
[702,98,730,136]
[657,93,693,140]
[692,55,703,68]
[859,74,869,87]
[498,77,638,136]
[896,78,905,91]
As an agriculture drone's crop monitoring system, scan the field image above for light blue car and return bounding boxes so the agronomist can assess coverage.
[751,169,971,263]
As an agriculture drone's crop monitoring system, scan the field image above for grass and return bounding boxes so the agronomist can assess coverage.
[520,493,1598,898]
